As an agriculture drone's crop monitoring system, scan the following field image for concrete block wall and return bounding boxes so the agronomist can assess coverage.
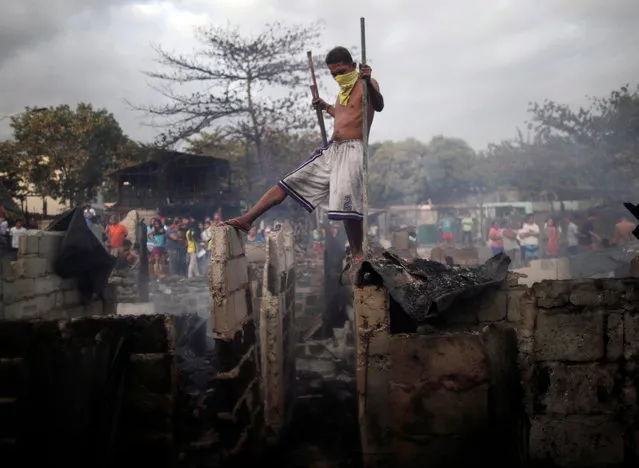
[260,227,296,438]
[0,315,177,467]
[355,278,639,467]
[0,230,111,321]
[295,248,324,329]
[519,278,639,466]
[353,285,523,467]
[208,226,263,456]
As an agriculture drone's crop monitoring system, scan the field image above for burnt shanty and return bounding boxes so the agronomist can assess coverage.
[107,149,238,218]
[3,6,639,468]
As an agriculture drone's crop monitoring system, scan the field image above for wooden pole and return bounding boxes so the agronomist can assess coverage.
[307,51,328,229]
[307,51,328,145]
[360,18,369,258]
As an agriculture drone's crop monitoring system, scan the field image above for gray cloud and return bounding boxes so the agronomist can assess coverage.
[0,0,638,149]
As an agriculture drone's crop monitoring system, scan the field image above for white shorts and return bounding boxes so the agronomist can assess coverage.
[278,140,363,221]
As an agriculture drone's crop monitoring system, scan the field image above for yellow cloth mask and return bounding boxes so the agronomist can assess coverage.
[334,70,359,106]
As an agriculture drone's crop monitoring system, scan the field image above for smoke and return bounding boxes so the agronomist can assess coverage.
[0,0,157,66]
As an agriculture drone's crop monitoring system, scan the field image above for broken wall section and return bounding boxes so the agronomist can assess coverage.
[519,279,639,467]
[353,285,524,467]
[0,230,114,321]
[0,315,177,467]
[295,248,324,329]
[209,226,263,456]
[260,227,296,439]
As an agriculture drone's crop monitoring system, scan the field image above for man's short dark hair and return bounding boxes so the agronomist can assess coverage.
[325,47,353,65]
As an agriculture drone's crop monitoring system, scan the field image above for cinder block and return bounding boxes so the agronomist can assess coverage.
[38,231,63,260]
[529,416,624,466]
[211,227,230,260]
[607,312,624,361]
[18,232,39,255]
[506,287,527,322]
[211,226,245,261]
[2,278,35,304]
[213,296,236,338]
[1,256,16,282]
[532,280,571,308]
[624,311,639,360]
[570,281,620,308]
[534,309,604,361]
[32,275,63,296]
[228,227,245,258]
[212,287,250,338]
[2,295,55,319]
[477,288,507,322]
[225,257,249,293]
[54,291,64,308]
[12,256,48,279]
[536,363,618,415]
[233,287,249,325]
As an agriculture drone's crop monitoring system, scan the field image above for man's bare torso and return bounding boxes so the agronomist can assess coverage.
[332,79,379,141]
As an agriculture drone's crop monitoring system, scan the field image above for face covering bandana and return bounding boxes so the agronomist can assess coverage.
[334,70,359,106]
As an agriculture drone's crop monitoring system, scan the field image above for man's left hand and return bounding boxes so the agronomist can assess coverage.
[359,63,372,81]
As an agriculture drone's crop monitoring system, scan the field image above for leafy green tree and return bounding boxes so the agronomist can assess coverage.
[0,140,28,202]
[10,104,128,205]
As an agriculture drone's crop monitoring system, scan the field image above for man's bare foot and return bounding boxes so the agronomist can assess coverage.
[224,218,251,233]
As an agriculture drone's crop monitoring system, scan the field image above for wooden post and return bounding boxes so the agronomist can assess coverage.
[360,18,369,258]
[307,51,328,146]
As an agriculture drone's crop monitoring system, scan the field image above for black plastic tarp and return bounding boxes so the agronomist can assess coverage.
[361,251,511,325]
[47,208,115,303]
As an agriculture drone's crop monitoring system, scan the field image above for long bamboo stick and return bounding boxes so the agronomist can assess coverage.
[307,51,328,145]
[360,18,369,259]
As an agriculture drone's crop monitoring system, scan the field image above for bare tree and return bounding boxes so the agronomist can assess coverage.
[134,21,327,190]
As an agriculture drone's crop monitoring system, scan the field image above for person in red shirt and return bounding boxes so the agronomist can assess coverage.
[546,217,559,258]
[107,215,128,257]
[489,220,504,257]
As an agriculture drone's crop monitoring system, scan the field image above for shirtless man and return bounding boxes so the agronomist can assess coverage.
[613,216,636,245]
[225,46,384,272]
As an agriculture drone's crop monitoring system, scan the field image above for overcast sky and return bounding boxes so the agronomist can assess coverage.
[1,0,638,150]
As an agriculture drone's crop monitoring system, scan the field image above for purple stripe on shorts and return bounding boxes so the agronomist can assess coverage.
[278,180,314,213]
[327,210,363,221]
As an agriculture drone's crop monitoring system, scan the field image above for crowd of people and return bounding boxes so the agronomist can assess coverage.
[90,208,293,280]
[485,212,636,267]
[94,211,223,279]
[432,209,636,267]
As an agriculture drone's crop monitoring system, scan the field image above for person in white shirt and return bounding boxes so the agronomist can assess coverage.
[565,216,579,255]
[518,214,540,266]
[9,220,27,251]
[83,205,96,226]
